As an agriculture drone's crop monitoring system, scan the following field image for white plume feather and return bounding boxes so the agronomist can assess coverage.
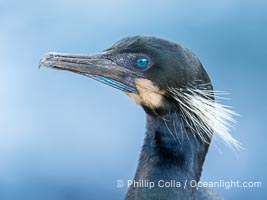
[168,87,241,150]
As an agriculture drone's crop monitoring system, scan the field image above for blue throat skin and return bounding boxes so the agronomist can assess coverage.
[88,75,137,93]
[125,112,209,200]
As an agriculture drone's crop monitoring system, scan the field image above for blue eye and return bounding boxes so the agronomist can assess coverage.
[136,58,148,68]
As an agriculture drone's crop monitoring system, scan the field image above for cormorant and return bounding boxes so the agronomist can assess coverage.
[39,36,239,200]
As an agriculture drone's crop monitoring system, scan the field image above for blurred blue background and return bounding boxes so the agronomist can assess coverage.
[0,0,266,199]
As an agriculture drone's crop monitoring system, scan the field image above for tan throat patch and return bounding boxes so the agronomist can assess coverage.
[126,78,165,109]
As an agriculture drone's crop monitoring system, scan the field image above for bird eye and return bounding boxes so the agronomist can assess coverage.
[136,58,148,68]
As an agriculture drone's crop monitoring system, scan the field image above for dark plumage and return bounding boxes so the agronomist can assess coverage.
[39,36,228,200]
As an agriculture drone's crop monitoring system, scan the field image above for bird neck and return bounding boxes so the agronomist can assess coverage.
[126,112,210,200]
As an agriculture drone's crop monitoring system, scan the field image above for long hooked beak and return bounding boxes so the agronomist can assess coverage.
[39,52,138,93]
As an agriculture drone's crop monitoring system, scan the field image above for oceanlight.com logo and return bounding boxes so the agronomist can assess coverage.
[116,179,262,190]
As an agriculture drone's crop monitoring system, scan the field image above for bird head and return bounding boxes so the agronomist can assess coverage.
[39,36,211,114]
[39,36,240,149]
